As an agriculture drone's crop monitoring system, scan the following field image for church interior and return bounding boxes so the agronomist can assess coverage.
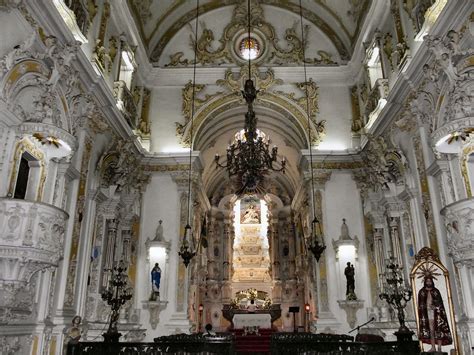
[0,0,473,354]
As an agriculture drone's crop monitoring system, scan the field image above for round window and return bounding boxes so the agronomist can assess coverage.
[239,37,261,60]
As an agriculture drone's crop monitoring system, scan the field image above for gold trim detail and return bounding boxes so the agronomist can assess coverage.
[177,64,325,148]
[461,144,474,197]
[410,247,460,354]
[154,1,342,65]
[8,137,46,201]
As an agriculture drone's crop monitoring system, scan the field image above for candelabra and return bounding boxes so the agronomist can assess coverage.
[379,256,413,341]
[101,260,133,342]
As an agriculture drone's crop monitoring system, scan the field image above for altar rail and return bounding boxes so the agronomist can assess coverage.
[67,332,421,355]
[67,333,235,355]
[270,332,420,355]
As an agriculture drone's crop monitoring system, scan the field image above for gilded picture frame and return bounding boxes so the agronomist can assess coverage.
[410,247,459,354]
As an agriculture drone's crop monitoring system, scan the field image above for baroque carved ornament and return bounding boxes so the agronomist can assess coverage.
[177,64,325,147]
[162,1,337,67]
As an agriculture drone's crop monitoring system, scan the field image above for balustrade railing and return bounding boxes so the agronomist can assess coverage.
[67,331,421,355]
[271,332,420,354]
[113,80,138,129]
[364,78,389,125]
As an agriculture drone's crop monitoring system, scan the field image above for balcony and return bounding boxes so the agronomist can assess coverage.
[364,79,389,129]
[441,197,474,264]
[113,80,138,129]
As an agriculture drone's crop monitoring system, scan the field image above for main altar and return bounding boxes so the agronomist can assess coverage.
[222,288,282,329]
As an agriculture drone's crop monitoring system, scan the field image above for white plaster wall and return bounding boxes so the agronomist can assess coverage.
[157,4,340,67]
[0,10,30,58]
[317,85,352,151]
[323,171,371,333]
[137,173,183,340]
[149,87,185,153]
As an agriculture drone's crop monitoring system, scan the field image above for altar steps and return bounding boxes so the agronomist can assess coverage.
[232,328,272,354]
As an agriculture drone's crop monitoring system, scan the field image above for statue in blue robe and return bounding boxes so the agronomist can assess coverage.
[150,263,161,300]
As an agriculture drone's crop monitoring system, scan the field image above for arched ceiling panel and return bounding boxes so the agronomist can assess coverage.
[127,0,372,65]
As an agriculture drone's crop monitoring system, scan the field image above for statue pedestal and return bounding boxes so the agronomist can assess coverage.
[142,300,168,330]
[337,299,364,328]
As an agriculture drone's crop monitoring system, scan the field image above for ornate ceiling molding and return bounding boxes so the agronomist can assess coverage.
[145,1,354,65]
[176,64,325,149]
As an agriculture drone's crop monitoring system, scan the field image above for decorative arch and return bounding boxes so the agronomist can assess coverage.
[180,91,323,151]
[148,2,351,64]
[1,59,72,133]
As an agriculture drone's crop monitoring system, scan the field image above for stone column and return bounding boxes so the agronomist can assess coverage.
[206,214,217,281]
[441,198,474,354]
[102,219,118,288]
[52,158,71,209]
[388,217,403,268]
[373,228,385,291]
[309,171,336,326]
[54,125,91,318]
[270,217,280,281]
[286,213,296,280]
[221,212,233,303]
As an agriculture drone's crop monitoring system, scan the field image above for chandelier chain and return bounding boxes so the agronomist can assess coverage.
[247,0,251,79]
[298,0,326,261]
[298,0,317,225]
[186,0,200,227]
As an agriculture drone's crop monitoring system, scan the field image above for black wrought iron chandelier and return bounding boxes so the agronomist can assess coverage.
[214,0,285,195]
[297,0,326,261]
[178,0,203,267]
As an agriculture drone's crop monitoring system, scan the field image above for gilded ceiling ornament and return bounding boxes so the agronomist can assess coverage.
[163,0,338,67]
[192,27,232,65]
[177,64,325,147]
[273,78,320,122]
[177,81,223,138]
[217,64,283,94]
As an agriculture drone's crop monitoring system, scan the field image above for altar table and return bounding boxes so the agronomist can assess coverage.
[232,313,272,329]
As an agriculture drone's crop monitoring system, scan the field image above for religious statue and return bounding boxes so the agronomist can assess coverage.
[344,262,357,300]
[154,220,163,241]
[242,204,259,224]
[150,263,161,301]
[64,315,83,345]
[417,276,452,352]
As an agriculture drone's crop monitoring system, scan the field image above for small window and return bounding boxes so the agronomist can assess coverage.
[118,50,134,89]
[14,154,30,199]
[239,37,261,60]
[367,44,383,88]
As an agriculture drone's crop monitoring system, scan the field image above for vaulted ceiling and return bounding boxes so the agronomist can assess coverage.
[127,0,372,66]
